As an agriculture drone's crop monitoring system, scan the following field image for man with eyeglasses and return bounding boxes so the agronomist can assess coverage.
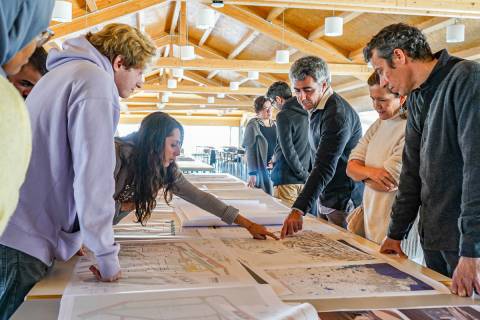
[8,47,48,99]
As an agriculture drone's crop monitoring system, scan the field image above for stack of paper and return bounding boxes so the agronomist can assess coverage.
[174,198,290,227]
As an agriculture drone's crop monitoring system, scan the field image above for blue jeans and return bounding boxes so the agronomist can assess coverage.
[0,245,51,319]
[422,248,460,278]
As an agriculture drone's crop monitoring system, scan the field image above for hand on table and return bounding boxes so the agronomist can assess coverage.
[245,222,279,240]
[451,257,480,297]
[280,209,303,239]
[89,265,122,282]
[379,237,408,258]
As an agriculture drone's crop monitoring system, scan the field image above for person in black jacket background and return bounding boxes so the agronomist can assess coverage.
[364,23,480,297]
[267,81,311,207]
[281,56,363,237]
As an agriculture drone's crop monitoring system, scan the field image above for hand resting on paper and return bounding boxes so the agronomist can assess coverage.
[235,214,279,240]
[89,265,122,282]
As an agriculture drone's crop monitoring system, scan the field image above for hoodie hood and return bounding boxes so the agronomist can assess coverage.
[47,36,114,76]
[283,96,307,115]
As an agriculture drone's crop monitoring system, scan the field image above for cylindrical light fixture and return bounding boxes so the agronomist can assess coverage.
[180,45,195,60]
[275,50,290,64]
[217,93,226,98]
[325,16,344,37]
[167,79,177,89]
[446,23,465,43]
[161,95,170,103]
[207,96,215,103]
[52,1,72,22]
[156,103,165,109]
[172,68,184,78]
[172,44,180,58]
[229,81,240,91]
[248,71,259,80]
[197,8,216,29]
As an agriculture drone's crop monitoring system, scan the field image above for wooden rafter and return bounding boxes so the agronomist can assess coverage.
[211,5,351,63]
[51,0,169,39]
[266,7,285,21]
[155,57,371,77]
[198,15,220,46]
[124,96,253,107]
[141,84,266,95]
[85,0,98,12]
[207,30,260,79]
[198,0,480,19]
[170,0,181,34]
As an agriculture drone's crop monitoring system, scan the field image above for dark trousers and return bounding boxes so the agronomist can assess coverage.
[319,210,349,228]
[0,245,51,319]
[422,248,460,277]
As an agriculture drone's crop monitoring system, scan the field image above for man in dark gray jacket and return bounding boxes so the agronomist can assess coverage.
[266,81,310,207]
[281,56,363,236]
[364,23,480,297]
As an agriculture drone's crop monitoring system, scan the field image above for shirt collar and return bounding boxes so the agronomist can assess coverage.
[308,86,333,115]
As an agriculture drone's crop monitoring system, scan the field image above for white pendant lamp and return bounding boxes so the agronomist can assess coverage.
[325,16,343,37]
[229,81,240,91]
[275,50,290,64]
[156,103,165,109]
[172,68,184,78]
[446,23,465,43]
[197,9,216,29]
[52,1,72,22]
[180,45,195,60]
[207,96,215,103]
[161,95,170,103]
[217,93,226,98]
[248,71,259,80]
[167,79,177,89]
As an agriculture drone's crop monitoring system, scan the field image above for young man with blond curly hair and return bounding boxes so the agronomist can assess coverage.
[0,23,156,316]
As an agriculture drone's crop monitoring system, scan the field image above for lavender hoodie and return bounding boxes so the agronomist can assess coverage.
[0,36,120,278]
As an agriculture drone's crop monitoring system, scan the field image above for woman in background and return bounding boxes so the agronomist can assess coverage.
[346,72,407,244]
[242,96,277,195]
[114,112,278,240]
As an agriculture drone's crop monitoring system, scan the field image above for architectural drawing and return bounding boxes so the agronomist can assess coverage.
[59,285,318,320]
[262,262,446,299]
[221,231,376,267]
[64,239,253,295]
[318,306,480,320]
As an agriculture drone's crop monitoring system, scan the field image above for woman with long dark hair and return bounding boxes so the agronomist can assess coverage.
[114,112,278,240]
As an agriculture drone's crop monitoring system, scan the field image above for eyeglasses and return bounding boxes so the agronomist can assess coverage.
[35,29,54,48]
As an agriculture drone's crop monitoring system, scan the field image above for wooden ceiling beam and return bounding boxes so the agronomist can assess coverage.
[266,7,285,21]
[141,84,266,95]
[51,0,169,39]
[334,79,367,93]
[155,57,370,76]
[179,1,187,45]
[211,5,350,63]
[198,15,220,46]
[348,17,458,63]
[197,0,480,19]
[207,30,260,79]
[85,0,98,12]
[170,0,181,34]
[124,96,253,106]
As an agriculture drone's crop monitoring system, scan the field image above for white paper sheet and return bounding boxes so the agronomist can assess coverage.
[220,230,378,268]
[258,261,450,300]
[59,284,319,320]
[64,239,254,296]
[174,198,290,227]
